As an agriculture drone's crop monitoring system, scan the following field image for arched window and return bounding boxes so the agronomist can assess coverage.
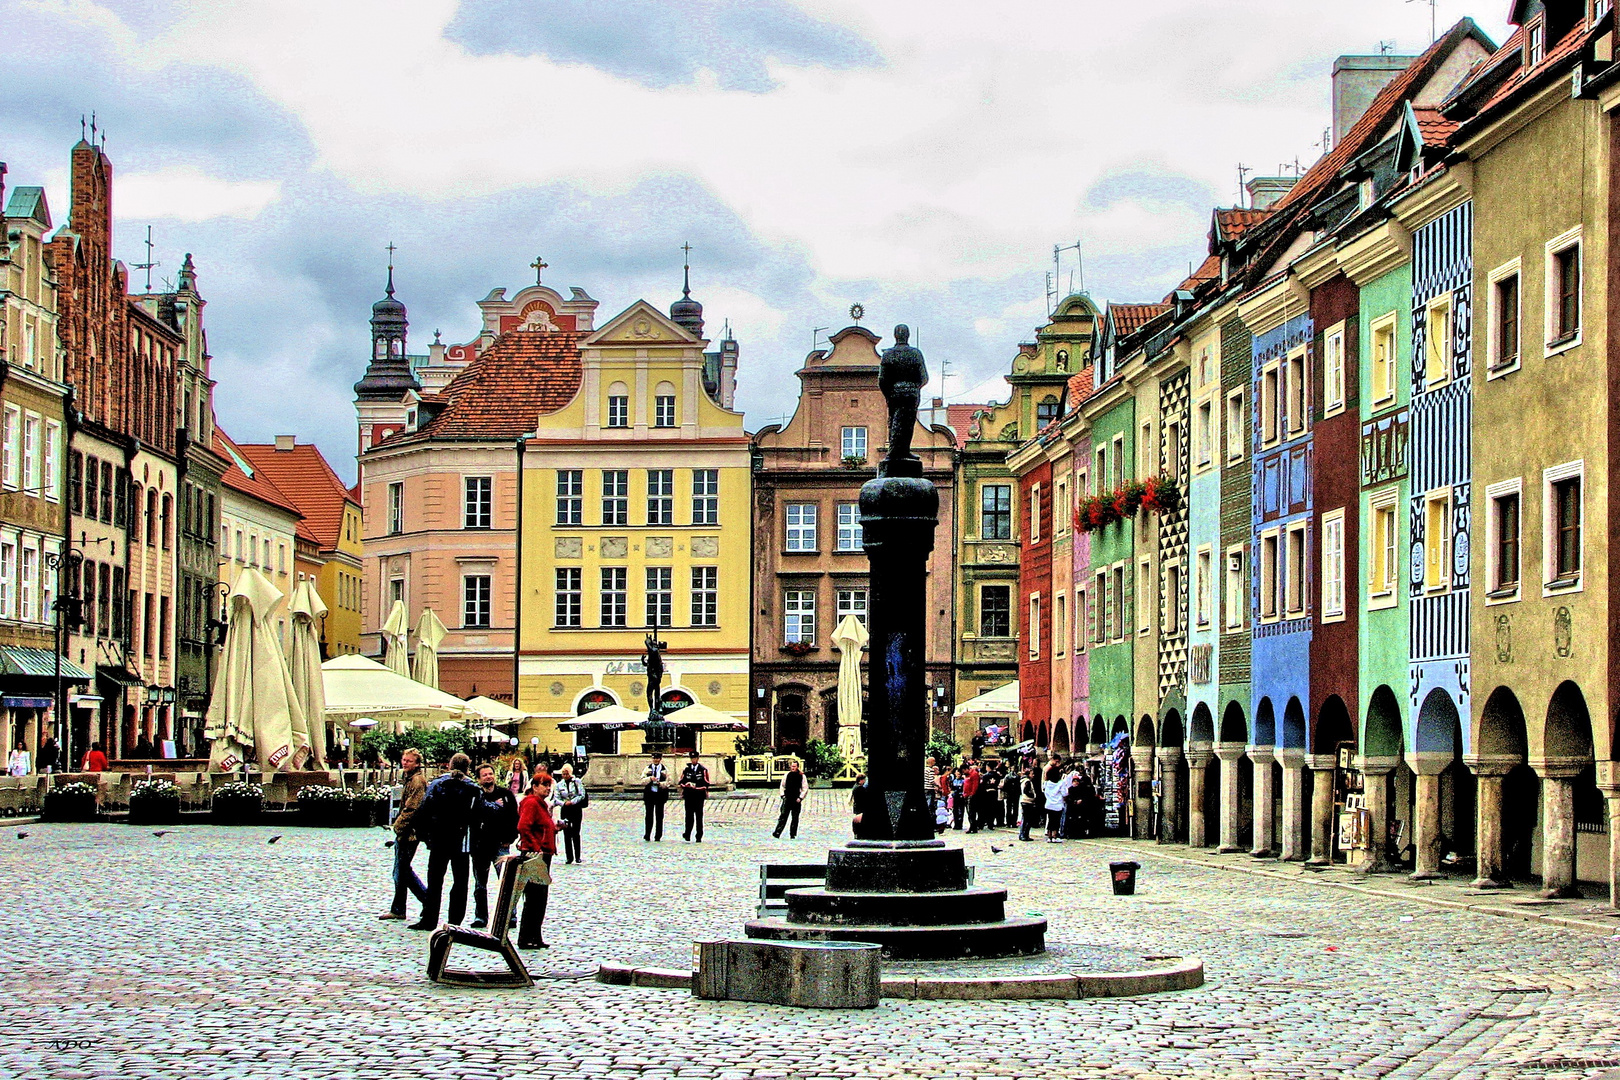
[653,381,677,428]
[1036,395,1062,428]
[606,382,630,428]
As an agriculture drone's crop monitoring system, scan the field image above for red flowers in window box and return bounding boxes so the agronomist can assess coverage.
[1073,477,1182,533]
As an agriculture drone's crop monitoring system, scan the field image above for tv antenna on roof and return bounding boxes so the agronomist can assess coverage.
[130,225,160,293]
[1236,163,1252,207]
[1405,0,1437,45]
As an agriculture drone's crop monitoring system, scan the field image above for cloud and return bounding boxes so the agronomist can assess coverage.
[444,0,883,92]
[116,168,281,221]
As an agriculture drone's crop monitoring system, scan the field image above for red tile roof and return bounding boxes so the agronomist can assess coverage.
[235,441,357,552]
[1451,20,1592,131]
[1212,208,1273,245]
[1066,366,1094,408]
[943,403,988,444]
[385,330,584,444]
[1271,18,1492,216]
[214,428,303,519]
[1110,303,1171,338]
[1411,106,1459,146]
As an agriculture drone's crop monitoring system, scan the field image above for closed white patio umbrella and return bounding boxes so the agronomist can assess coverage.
[832,613,869,762]
[380,599,411,677]
[288,580,329,769]
[204,567,312,773]
[413,608,448,689]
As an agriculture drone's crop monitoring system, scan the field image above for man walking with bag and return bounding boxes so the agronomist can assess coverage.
[552,762,588,864]
[380,747,429,921]
[409,753,480,930]
[680,750,710,843]
[641,751,669,841]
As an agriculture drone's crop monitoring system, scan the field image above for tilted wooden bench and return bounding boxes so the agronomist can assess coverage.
[427,855,533,988]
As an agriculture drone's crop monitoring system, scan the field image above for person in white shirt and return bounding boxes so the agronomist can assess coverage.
[1041,764,1071,844]
[7,740,30,777]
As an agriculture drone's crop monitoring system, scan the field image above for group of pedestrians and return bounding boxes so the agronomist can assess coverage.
[925,756,1021,834]
[920,751,1108,843]
[383,748,577,949]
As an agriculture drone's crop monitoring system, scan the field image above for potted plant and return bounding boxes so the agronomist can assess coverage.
[353,784,392,828]
[295,785,354,827]
[211,781,264,825]
[802,739,845,785]
[840,455,868,469]
[782,640,816,657]
[128,779,181,826]
[42,781,98,823]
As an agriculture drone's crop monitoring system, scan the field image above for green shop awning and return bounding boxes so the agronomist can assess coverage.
[0,646,93,682]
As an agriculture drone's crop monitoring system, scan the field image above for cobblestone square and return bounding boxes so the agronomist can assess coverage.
[5,792,1620,1080]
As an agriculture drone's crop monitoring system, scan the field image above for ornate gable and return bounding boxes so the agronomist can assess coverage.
[584,299,700,347]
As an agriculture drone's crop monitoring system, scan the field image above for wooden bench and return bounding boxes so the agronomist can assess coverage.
[427,855,533,988]
[757,862,976,918]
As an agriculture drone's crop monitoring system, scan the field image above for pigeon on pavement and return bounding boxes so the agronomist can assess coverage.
[267,836,282,844]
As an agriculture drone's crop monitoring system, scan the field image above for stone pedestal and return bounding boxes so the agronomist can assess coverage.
[1277,749,1307,861]
[1465,755,1516,889]
[1307,754,1336,865]
[1249,748,1276,857]
[744,840,1047,960]
[1185,743,1213,848]
[1214,742,1245,853]
[1532,758,1585,899]
[1157,746,1183,844]
[1357,756,1399,874]
[1407,752,1450,880]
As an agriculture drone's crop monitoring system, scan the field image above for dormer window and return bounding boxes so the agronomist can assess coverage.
[1526,18,1545,66]
[1036,396,1062,428]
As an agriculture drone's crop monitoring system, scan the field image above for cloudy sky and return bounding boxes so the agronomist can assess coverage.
[3,0,1511,480]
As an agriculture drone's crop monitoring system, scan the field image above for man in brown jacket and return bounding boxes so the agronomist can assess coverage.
[380,748,430,920]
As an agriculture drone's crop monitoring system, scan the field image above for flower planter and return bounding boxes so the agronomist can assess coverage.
[128,780,181,826]
[211,782,265,825]
[42,786,98,823]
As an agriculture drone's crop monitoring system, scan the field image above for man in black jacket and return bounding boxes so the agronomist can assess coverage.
[641,752,669,841]
[773,759,807,839]
[408,753,480,930]
[679,751,710,843]
[468,762,519,928]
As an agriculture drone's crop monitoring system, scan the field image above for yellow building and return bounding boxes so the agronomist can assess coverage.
[517,288,750,768]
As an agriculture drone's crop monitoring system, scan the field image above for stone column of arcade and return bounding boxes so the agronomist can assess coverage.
[1249,747,1276,857]
[1407,751,1449,880]
[1533,757,1584,899]
[1465,755,1515,889]
[1214,742,1245,853]
[1131,744,1156,840]
[1600,762,1620,908]
[1357,756,1399,873]
[1307,754,1337,865]
[743,326,1045,960]
[1156,746,1182,843]
[1185,743,1213,847]
[1276,748,1307,861]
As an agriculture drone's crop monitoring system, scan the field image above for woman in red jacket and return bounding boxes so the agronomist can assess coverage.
[515,772,557,949]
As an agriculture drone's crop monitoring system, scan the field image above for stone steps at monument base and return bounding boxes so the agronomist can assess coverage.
[743,915,1048,961]
[783,885,1009,927]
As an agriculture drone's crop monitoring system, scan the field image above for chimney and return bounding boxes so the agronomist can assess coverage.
[1332,54,1415,146]
[1246,176,1299,211]
[274,434,296,452]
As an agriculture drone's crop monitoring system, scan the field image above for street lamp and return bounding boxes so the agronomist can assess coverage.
[43,545,86,771]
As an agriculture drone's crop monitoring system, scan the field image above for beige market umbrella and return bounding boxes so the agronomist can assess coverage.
[412,608,448,689]
[380,599,411,676]
[660,701,747,731]
[465,696,536,724]
[204,567,312,773]
[832,613,869,762]
[321,654,474,726]
[288,580,328,769]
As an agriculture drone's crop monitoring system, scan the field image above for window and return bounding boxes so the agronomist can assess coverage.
[1028,593,1042,658]
[1075,587,1088,652]
[105,461,117,524]
[70,451,83,514]
[1424,298,1451,387]
[784,589,816,644]
[1260,366,1279,444]
[159,596,170,658]
[691,567,718,627]
[1224,547,1244,630]
[1029,483,1041,543]
[1321,509,1345,620]
[456,575,489,628]
[1112,434,1124,488]
[1545,463,1583,587]
[1195,399,1213,466]
[249,535,258,567]
[654,394,676,428]
[692,469,719,525]
[1286,347,1306,433]
[1370,496,1399,604]
[1423,490,1452,594]
[785,503,817,551]
[1486,482,1521,598]
[1547,230,1582,349]
[1095,446,1107,492]
[600,567,627,627]
[836,588,868,627]
[22,412,40,495]
[235,530,244,562]
[1055,480,1069,535]
[1111,565,1125,639]
[1323,326,1345,415]
[601,470,628,526]
[1489,262,1521,374]
[555,567,582,627]
[841,426,867,460]
[607,392,629,428]
[1137,559,1152,633]
[1093,571,1107,643]
[145,488,157,546]
[980,584,1011,637]
[1,540,18,619]
[1286,524,1306,616]
[1225,390,1245,462]
[1037,397,1061,428]
[0,405,16,489]
[1371,314,1397,404]
[556,470,583,525]
[1165,422,1181,482]
[1526,17,1545,65]
[1260,531,1279,620]
[1164,563,1180,634]
[463,476,492,529]
[388,482,403,534]
[646,566,672,627]
[980,484,1012,540]
[1139,422,1153,477]
[1195,548,1212,628]
[646,469,674,525]
[836,503,862,551]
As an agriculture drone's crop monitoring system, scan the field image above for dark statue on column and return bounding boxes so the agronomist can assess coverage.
[878,324,925,471]
[643,633,666,717]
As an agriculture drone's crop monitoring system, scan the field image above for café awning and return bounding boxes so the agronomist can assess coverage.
[321,654,474,726]
[558,704,647,731]
[952,680,1020,720]
[0,646,92,682]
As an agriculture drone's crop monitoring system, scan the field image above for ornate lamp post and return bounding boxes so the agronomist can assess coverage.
[43,546,85,771]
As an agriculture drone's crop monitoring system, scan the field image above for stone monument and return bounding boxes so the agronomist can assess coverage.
[744,325,1046,959]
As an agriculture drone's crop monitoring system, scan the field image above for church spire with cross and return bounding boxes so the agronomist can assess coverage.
[669,241,704,338]
[354,241,420,404]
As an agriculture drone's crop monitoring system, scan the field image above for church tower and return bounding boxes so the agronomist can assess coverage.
[353,256,420,454]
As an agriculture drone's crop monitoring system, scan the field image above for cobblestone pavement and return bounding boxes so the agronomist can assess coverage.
[6,789,1620,1080]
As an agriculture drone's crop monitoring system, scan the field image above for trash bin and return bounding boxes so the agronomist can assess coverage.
[1109,861,1140,896]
